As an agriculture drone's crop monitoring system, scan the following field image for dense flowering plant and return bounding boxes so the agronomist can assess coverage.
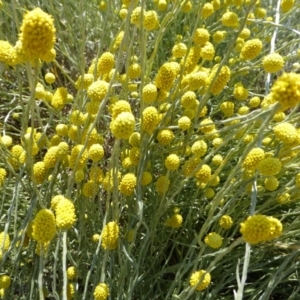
[0,1,300,299]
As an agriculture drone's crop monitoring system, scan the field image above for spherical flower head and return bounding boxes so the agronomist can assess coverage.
[111,100,132,119]
[257,157,282,176]
[193,28,210,46]
[110,112,135,140]
[201,3,214,18]
[165,154,180,171]
[178,116,191,131]
[43,146,58,169]
[0,135,12,147]
[264,176,279,191]
[101,221,119,250]
[212,154,223,166]
[143,10,159,30]
[33,161,47,184]
[262,53,284,73]
[273,122,298,144]
[129,132,140,148]
[195,164,211,184]
[88,144,104,162]
[54,197,76,230]
[220,101,234,117]
[67,266,77,280]
[32,209,56,244]
[281,0,294,13]
[155,62,180,91]
[142,106,159,134]
[189,270,211,291]
[127,63,141,79]
[45,72,55,84]
[142,84,157,104]
[119,173,137,196]
[156,175,170,195]
[51,87,68,110]
[240,39,262,60]
[75,74,94,90]
[243,148,265,170]
[199,118,215,134]
[233,82,248,100]
[165,214,183,228]
[181,0,192,12]
[212,31,226,43]
[249,96,261,108]
[87,80,109,102]
[209,64,231,95]
[0,232,10,252]
[180,91,196,109]
[240,215,282,244]
[200,42,215,61]
[271,73,300,110]
[219,215,233,229]
[0,168,7,186]
[0,40,19,66]
[0,275,11,289]
[222,11,239,27]
[98,52,115,75]
[94,283,109,300]
[130,7,145,26]
[19,8,56,61]
[191,140,207,157]
[239,28,251,40]
[204,232,223,249]
[55,124,68,137]
[172,42,187,58]
[157,129,174,146]
[141,171,152,186]
[82,180,98,198]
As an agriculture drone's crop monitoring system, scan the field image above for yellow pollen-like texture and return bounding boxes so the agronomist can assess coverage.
[19,8,56,61]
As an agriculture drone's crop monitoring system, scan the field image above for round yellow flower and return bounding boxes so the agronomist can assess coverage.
[32,209,56,244]
[19,8,56,61]
[0,275,11,289]
[240,39,263,60]
[155,175,170,195]
[165,154,180,171]
[53,197,76,230]
[101,221,119,250]
[165,214,183,228]
[119,173,137,196]
[271,73,300,110]
[257,157,282,176]
[94,283,109,300]
[193,28,210,46]
[243,148,265,170]
[240,214,282,244]
[262,53,284,73]
[189,270,211,291]
[219,215,233,229]
[110,112,135,139]
[204,232,223,249]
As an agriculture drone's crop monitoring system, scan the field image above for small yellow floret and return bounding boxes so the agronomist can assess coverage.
[189,270,211,291]
[204,232,223,249]
[101,222,119,250]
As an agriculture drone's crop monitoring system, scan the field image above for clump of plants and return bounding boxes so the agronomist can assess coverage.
[0,0,300,299]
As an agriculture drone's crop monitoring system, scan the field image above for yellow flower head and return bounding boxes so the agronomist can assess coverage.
[219,215,233,229]
[240,214,282,244]
[53,196,76,230]
[165,214,183,228]
[119,173,137,196]
[257,157,282,176]
[243,148,265,170]
[189,270,211,291]
[165,154,180,171]
[240,39,263,60]
[32,209,56,244]
[94,283,109,300]
[271,73,300,110]
[155,175,170,195]
[101,221,119,250]
[262,53,284,73]
[19,8,56,61]
[110,112,135,139]
[204,232,223,249]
